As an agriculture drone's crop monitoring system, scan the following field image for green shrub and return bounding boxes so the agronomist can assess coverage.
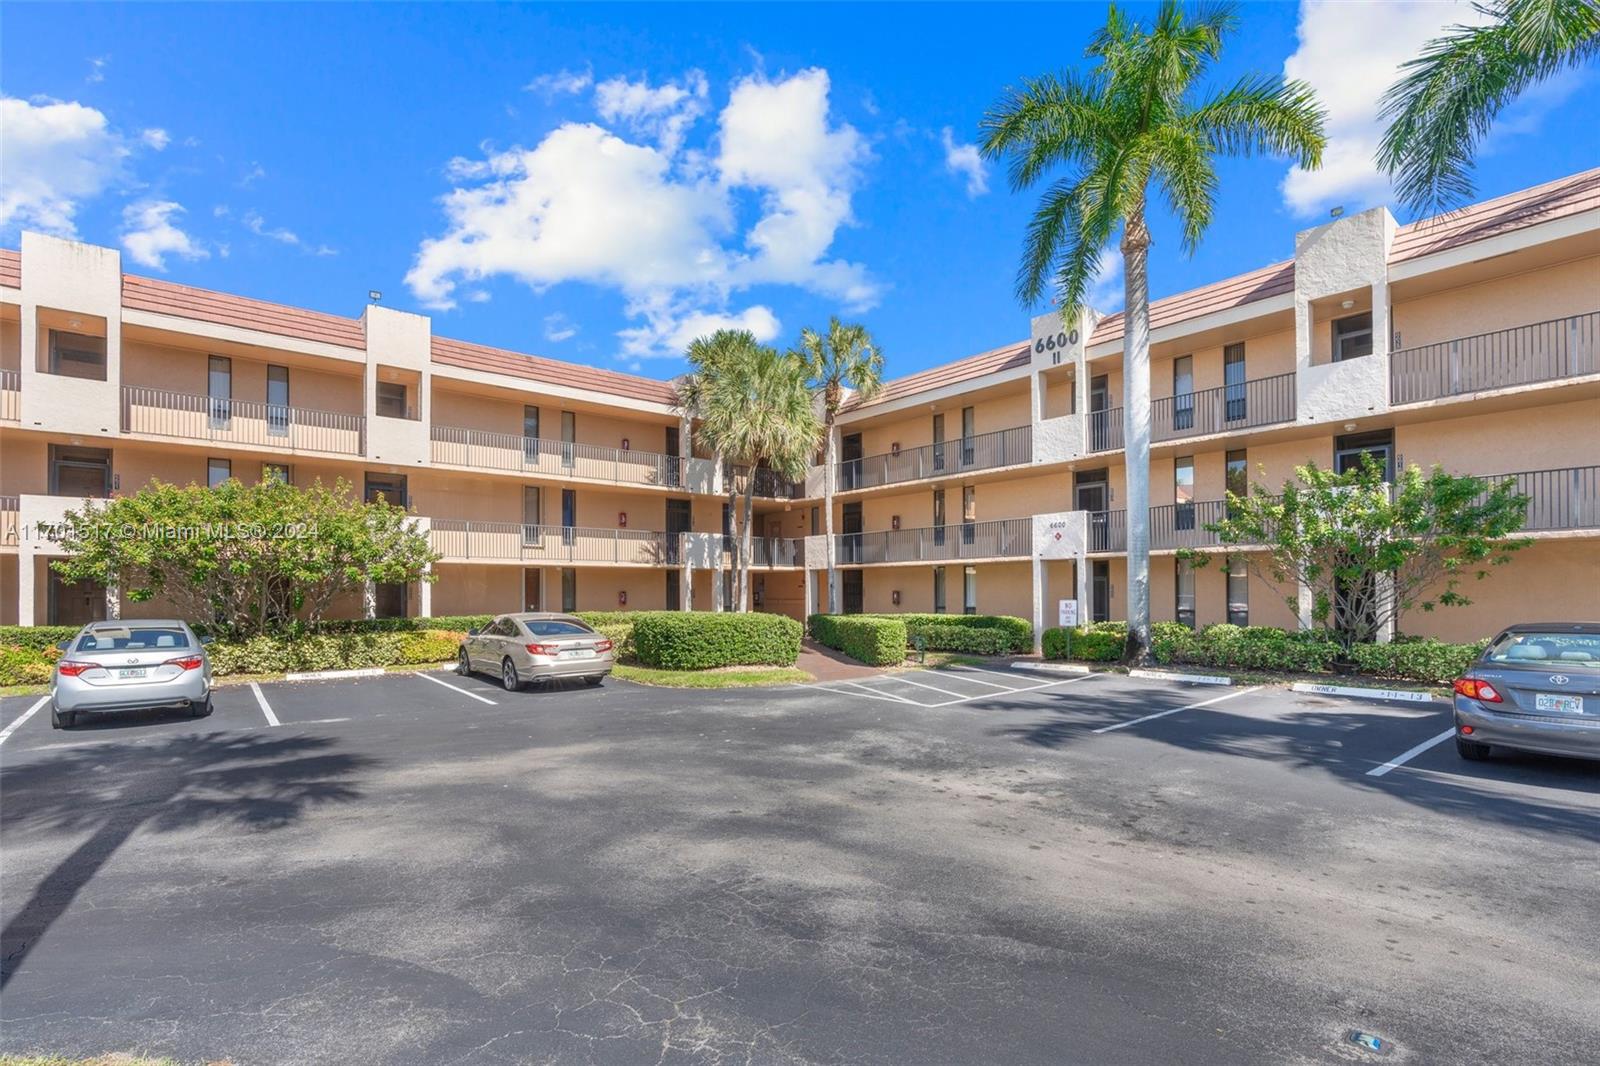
[910,624,1012,655]
[1150,623,1341,673]
[0,626,81,653]
[314,615,494,635]
[1041,625,1123,662]
[0,645,54,686]
[397,629,465,665]
[847,614,1029,654]
[809,614,907,666]
[1347,639,1486,685]
[633,612,802,670]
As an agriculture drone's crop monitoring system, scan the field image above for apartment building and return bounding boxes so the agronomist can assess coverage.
[3,168,1597,643]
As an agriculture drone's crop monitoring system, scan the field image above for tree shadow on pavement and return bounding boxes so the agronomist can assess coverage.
[0,730,375,987]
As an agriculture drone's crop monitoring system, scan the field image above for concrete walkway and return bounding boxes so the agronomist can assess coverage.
[796,639,893,682]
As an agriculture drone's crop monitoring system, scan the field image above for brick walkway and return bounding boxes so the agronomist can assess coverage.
[796,639,892,682]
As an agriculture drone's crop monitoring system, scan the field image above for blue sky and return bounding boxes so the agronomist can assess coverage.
[3,2,1595,382]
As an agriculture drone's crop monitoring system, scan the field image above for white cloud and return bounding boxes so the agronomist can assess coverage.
[86,56,108,84]
[940,126,988,198]
[238,161,266,187]
[1281,0,1494,217]
[616,294,780,358]
[0,96,129,237]
[594,70,709,155]
[524,68,593,97]
[141,127,171,151]
[543,312,579,342]
[241,209,335,256]
[120,200,207,270]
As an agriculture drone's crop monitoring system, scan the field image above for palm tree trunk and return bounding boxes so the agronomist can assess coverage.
[823,415,838,615]
[1122,214,1153,665]
[738,478,757,613]
[719,451,734,612]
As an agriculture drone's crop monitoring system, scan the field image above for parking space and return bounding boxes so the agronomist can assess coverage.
[811,664,1094,707]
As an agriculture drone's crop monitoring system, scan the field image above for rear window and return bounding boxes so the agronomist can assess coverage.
[76,627,192,652]
[524,620,593,637]
[1485,632,1600,668]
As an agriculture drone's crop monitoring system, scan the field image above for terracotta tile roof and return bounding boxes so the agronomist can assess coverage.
[122,274,367,349]
[1390,167,1600,263]
[849,340,1031,410]
[1088,259,1295,348]
[431,336,679,406]
[0,249,19,289]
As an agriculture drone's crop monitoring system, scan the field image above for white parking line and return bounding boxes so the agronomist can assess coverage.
[936,668,1031,691]
[1092,686,1262,734]
[249,682,280,727]
[1367,728,1456,777]
[416,671,499,705]
[820,680,919,705]
[0,697,50,746]
[889,674,971,699]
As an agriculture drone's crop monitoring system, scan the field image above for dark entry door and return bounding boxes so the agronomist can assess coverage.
[842,570,864,615]
[665,426,681,487]
[49,572,106,626]
[841,501,863,564]
[1089,374,1112,451]
[523,568,541,612]
[364,474,409,617]
[1092,561,1111,623]
[665,497,691,565]
[840,433,863,490]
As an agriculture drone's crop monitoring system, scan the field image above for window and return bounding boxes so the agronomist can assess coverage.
[561,489,577,547]
[666,570,681,611]
[1332,312,1374,362]
[1176,560,1196,628]
[1225,449,1247,518]
[207,458,231,488]
[933,567,947,614]
[75,625,193,652]
[50,445,112,498]
[1172,355,1194,431]
[963,566,978,615]
[561,568,577,612]
[1223,343,1246,421]
[525,619,594,637]
[932,412,946,471]
[375,381,409,418]
[561,410,576,467]
[523,486,542,545]
[961,406,975,464]
[810,505,819,536]
[932,488,946,546]
[1227,558,1249,626]
[1334,429,1394,479]
[208,355,232,428]
[1174,456,1195,531]
[722,502,733,551]
[261,462,291,484]
[267,365,290,436]
[363,474,406,506]
[962,485,976,545]
[523,406,540,439]
[48,330,106,380]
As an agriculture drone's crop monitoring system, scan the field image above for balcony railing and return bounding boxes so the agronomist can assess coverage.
[432,426,684,488]
[1489,466,1600,532]
[0,495,18,547]
[748,537,807,568]
[429,521,683,565]
[121,386,366,456]
[836,517,1032,565]
[1152,373,1296,442]
[1088,407,1123,453]
[1087,510,1126,552]
[1389,311,1599,405]
[1150,500,1231,550]
[726,463,803,500]
[838,425,1032,491]
[0,369,18,422]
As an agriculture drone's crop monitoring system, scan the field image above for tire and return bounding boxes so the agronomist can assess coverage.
[501,658,523,693]
[190,696,213,718]
[457,648,472,677]
[50,703,75,730]
[1456,734,1491,761]
[584,675,604,687]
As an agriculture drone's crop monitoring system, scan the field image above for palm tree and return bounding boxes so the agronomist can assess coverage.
[678,330,821,611]
[1379,0,1600,214]
[979,1,1324,662]
[798,317,885,615]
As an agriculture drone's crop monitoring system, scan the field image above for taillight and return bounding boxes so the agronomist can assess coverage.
[56,660,96,677]
[1453,678,1503,703]
[526,643,558,655]
[165,656,205,671]
[595,639,614,653]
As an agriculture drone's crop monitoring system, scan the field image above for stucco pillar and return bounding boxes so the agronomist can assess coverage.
[1296,581,1314,631]
[1030,555,1045,653]
[19,557,37,627]
[1374,573,1396,644]
[1075,556,1091,623]
[681,563,694,611]
[363,580,377,620]
[418,567,433,620]
[712,560,725,613]
[803,567,816,621]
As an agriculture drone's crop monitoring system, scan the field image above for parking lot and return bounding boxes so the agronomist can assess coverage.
[2,666,1597,1064]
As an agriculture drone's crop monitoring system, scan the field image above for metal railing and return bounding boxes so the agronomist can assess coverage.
[1390,311,1599,405]
[432,426,684,488]
[121,386,366,455]
[1088,407,1123,453]
[1488,466,1600,532]
[836,517,1032,564]
[1149,500,1231,550]
[1087,510,1126,552]
[0,369,18,422]
[837,425,1032,491]
[726,463,803,500]
[0,495,18,547]
[1152,372,1296,442]
[429,521,683,565]
[747,537,807,568]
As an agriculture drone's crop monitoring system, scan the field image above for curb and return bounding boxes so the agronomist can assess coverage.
[1011,661,1093,675]
[1291,682,1435,704]
[283,667,389,682]
[1130,668,1232,686]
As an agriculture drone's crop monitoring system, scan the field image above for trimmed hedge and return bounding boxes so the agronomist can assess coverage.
[206,629,466,675]
[1151,623,1342,673]
[1042,622,1125,662]
[809,614,907,666]
[632,612,802,670]
[910,624,1013,656]
[861,613,1031,654]
[0,626,81,653]
[1347,638,1487,686]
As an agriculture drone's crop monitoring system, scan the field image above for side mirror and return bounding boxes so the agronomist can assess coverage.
[56,640,70,652]
[467,627,481,636]
[200,634,216,646]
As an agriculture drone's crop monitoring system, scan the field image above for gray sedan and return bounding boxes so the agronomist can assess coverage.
[458,613,615,692]
[51,620,214,729]
[1453,622,1600,762]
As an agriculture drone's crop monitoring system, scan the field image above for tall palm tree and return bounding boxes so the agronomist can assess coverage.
[798,317,885,615]
[979,1,1324,662]
[678,330,821,611]
[1379,0,1600,214]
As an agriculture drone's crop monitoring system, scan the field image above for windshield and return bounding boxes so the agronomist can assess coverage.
[524,620,594,637]
[75,627,192,652]
[1484,632,1600,668]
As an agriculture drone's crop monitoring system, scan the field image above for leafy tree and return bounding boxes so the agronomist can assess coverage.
[678,330,821,612]
[1185,457,1532,651]
[979,1,1325,663]
[1379,0,1600,214]
[47,477,438,638]
[798,317,884,615]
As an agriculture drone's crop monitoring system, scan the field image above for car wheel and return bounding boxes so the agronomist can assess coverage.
[50,703,75,730]
[190,696,213,718]
[584,675,604,687]
[457,648,472,677]
[1456,734,1491,761]
[501,658,523,692]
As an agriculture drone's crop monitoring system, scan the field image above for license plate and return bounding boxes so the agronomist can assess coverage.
[118,667,148,679]
[1536,693,1583,714]
[559,649,595,660]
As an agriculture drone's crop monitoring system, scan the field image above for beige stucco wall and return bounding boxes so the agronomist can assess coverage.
[1150,327,1295,400]
[1398,400,1600,474]
[122,341,364,415]
[1393,255,1600,351]
[860,561,1034,618]
[431,388,677,454]
[0,554,16,625]
[846,386,1031,460]
[1402,538,1600,643]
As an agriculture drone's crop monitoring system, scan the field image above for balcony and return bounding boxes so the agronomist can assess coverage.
[1152,373,1296,443]
[429,521,683,565]
[1493,466,1600,532]
[432,426,684,488]
[1087,510,1126,552]
[0,495,17,548]
[1088,408,1123,453]
[121,386,366,456]
[837,517,1032,565]
[0,369,17,422]
[748,537,807,568]
[726,463,803,500]
[1390,311,1599,405]
[838,425,1032,491]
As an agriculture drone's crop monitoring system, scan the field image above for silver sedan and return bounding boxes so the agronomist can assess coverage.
[457,613,615,692]
[51,619,215,729]
[1453,622,1600,762]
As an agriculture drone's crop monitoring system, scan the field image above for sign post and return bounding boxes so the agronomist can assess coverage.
[1057,599,1078,661]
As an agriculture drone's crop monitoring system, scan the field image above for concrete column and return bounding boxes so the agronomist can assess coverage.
[19,557,37,626]
[1374,572,1396,644]
[363,580,376,620]
[712,560,725,612]
[1075,555,1091,623]
[1296,581,1314,630]
[803,568,816,621]
[681,563,694,611]
[1030,555,1045,653]
[418,566,433,619]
